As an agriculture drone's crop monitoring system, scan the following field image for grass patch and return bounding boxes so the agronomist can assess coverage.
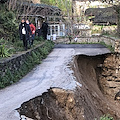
[95,115,114,120]
[99,41,114,52]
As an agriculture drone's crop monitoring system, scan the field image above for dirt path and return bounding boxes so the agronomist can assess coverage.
[0,44,110,120]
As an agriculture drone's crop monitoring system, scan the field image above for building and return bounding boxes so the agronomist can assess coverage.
[18,1,65,38]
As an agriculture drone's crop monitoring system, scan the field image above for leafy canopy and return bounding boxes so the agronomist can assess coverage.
[41,0,72,15]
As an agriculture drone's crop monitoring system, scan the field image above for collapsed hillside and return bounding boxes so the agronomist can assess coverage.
[17,54,120,120]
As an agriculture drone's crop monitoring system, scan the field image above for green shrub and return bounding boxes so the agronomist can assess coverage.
[99,41,114,52]
[14,40,23,47]
[95,115,113,120]
[0,68,14,88]
[0,43,10,57]
[35,36,44,41]
[0,7,18,41]
[31,51,40,64]
[100,115,113,120]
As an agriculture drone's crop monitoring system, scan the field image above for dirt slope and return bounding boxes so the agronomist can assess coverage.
[74,54,120,120]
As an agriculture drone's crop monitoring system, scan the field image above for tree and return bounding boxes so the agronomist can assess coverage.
[41,0,72,16]
[41,0,73,34]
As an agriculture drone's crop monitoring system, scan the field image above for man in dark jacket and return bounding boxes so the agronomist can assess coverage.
[19,18,32,51]
[26,19,36,46]
[41,20,48,40]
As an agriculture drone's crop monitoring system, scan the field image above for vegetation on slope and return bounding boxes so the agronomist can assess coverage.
[0,1,55,89]
[0,4,18,41]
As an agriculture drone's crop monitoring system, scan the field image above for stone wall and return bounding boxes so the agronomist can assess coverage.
[0,43,44,78]
[99,53,120,99]
[76,36,117,48]
[57,35,118,48]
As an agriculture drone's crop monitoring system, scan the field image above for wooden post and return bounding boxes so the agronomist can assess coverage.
[35,17,38,28]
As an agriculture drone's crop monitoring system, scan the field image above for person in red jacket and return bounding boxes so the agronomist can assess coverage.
[26,20,36,46]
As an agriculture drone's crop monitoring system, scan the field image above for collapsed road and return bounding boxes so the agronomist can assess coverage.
[1,44,120,120]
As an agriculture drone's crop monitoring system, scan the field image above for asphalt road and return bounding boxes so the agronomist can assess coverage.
[0,44,110,120]
[55,44,106,48]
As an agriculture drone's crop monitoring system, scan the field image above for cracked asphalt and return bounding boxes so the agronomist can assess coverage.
[0,44,110,120]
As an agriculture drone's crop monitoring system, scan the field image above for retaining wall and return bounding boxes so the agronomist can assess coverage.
[0,43,45,87]
[76,36,116,47]
[57,36,120,50]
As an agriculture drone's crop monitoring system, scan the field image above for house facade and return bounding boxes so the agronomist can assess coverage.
[19,2,66,38]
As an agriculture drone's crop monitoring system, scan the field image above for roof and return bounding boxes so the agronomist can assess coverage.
[85,7,117,25]
[17,1,62,17]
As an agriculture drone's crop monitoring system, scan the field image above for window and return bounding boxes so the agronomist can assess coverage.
[48,24,65,36]
[55,26,58,35]
[52,26,54,35]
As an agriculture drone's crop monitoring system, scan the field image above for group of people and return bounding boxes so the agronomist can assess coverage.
[19,18,48,51]
[19,18,36,51]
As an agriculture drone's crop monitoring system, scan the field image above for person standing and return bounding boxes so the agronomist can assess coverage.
[41,20,48,40]
[26,20,36,46]
[19,18,32,51]
[37,26,43,37]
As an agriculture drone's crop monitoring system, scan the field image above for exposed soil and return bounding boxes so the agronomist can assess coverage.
[17,54,120,120]
[73,54,120,120]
